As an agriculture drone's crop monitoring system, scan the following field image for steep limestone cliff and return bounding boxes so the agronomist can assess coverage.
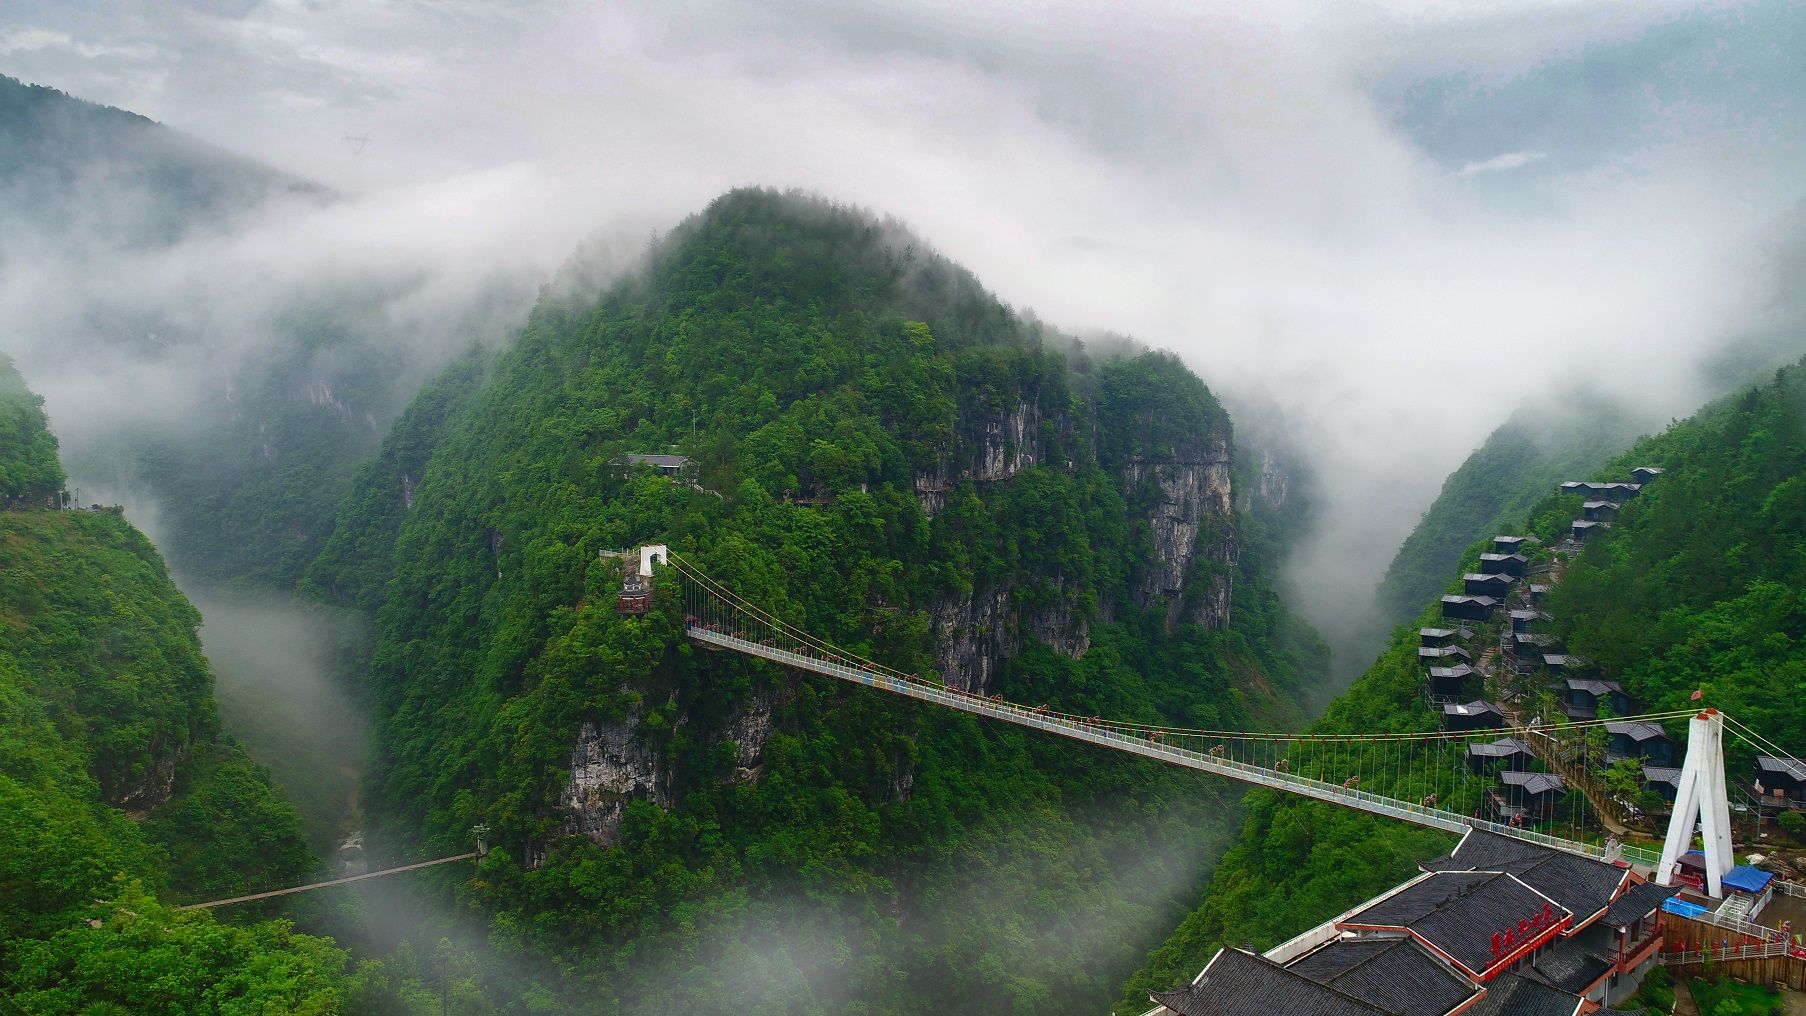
[562,714,673,845]
[1120,431,1236,630]
[913,397,1044,518]
[1098,353,1239,632]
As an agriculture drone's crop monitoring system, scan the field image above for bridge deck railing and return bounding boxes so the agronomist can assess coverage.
[687,626,1632,865]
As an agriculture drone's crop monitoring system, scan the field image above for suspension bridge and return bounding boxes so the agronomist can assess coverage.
[667,549,1797,883]
[182,547,1803,909]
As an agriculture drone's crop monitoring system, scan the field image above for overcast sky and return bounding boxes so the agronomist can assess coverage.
[4,0,1803,656]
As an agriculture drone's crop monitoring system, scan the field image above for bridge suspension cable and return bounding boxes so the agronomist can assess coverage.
[665,553,1721,865]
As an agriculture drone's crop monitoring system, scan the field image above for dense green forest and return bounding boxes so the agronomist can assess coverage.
[0,358,350,1010]
[1115,355,1806,1013]
[306,189,1326,1012]
[1548,359,1806,755]
[1375,392,1648,625]
[0,353,64,507]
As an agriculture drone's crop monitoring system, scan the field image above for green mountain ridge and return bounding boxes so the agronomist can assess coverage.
[0,73,528,592]
[1375,390,1652,626]
[1114,352,1806,1013]
[0,353,353,1010]
[0,73,327,245]
[307,188,1327,1012]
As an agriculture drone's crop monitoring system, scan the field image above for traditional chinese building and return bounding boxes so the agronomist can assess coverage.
[1149,830,1674,1015]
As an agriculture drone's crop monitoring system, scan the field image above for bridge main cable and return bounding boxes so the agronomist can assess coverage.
[668,555,1666,863]
[670,554,1695,744]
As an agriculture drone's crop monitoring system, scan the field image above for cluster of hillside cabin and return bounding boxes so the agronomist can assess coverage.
[1418,466,1806,825]
[1148,829,1681,1015]
[1424,470,1680,824]
[1559,467,1661,544]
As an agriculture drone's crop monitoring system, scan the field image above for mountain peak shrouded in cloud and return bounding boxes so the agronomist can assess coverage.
[2,0,1804,661]
[0,73,328,245]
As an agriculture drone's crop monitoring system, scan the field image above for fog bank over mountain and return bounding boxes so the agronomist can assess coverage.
[4,0,1803,666]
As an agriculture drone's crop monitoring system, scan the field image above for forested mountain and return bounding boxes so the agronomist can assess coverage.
[1375,392,1650,625]
[0,73,325,246]
[306,188,1327,1012]
[0,355,351,1009]
[0,353,64,507]
[0,75,527,590]
[1114,353,1806,1012]
[1549,361,1806,752]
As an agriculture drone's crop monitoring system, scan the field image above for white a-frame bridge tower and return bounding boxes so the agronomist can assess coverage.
[1656,709,1735,897]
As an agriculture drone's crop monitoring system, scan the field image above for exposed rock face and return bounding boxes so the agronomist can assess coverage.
[1023,578,1092,659]
[717,691,776,783]
[562,715,671,846]
[927,586,1016,694]
[914,398,1044,517]
[1121,430,1236,631]
[973,399,1041,482]
[563,691,781,844]
[107,742,186,815]
[927,582,1091,695]
[1253,448,1290,511]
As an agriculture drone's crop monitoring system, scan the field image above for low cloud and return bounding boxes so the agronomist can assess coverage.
[1,0,1802,675]
[1456,150,1546,176]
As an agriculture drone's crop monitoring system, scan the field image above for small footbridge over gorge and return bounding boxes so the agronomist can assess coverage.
[668,552,1796,892]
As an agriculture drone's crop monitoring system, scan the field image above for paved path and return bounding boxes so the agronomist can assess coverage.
[1673,980,1700,1016]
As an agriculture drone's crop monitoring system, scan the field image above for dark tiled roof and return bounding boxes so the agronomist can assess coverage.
[1429,665,1475,680]
[1442,595,1499,606]
[1481,553,1528,565]
[1151,949,1384,1016]
[623,452,691,468]
[1642,765,1682,786]
[1603,721,1668,742]
[1526,929,1612,994]
[1562,677,1622,695]
[1286,937,1398,979]
[1343,871,1567,975]
[1465,972,1584,1016]
[1443,700,1504,719]
[1468,738,1532,758]
[1500,770,1566,796]
[1287,938,1479,1016]
[1422,830,1625,924]
[1602,881,1678,928]
[1757,755,1806,781]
